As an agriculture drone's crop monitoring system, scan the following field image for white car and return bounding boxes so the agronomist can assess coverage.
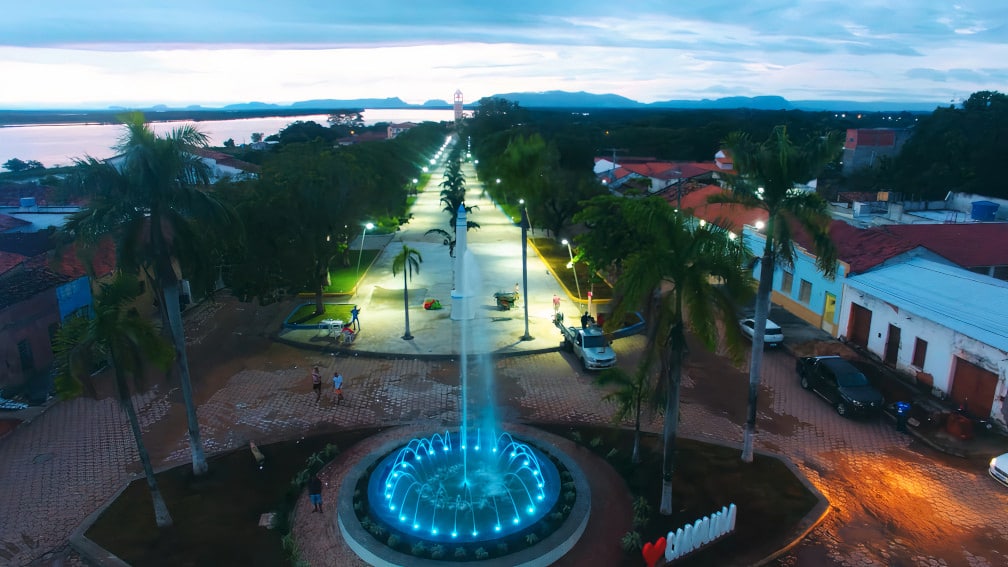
[739,318,784,347]
[991,453,1008,487]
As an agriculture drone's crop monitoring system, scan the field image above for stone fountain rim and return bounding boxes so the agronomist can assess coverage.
[337,423,592,567]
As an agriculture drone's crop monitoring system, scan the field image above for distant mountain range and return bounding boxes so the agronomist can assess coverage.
[214,91,946,113]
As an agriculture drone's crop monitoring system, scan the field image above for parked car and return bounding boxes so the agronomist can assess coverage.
[796,356,884,417]
[739,317,784,347]
[991,453,1008,488]
[560,324,617,370]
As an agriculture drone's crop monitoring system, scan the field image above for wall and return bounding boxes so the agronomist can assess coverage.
[839,285,1007,425]
[0,288,59,392]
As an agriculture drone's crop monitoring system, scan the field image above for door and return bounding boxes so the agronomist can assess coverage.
[950,357,998,417]
[821,292,837,333]
[884,324,901,366]
[847,303,872,348]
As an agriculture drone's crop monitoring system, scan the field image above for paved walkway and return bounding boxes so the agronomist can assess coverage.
[2,144,1007,566]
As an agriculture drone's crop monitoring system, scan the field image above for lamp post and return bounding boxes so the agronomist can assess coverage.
[519,207,533,341]
[561,239,581,310]
[356,222,374,281]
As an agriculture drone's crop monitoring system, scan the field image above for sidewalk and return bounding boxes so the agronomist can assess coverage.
[274,156,588,359]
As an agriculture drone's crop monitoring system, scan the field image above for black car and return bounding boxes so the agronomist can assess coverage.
[796,356,884,417]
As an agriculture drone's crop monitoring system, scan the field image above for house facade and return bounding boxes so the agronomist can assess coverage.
[839,258,1008,427]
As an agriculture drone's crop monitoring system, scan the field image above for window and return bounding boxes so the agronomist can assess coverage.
[780,271,793,295]
[912,338,928,368]
[798,279,812,303]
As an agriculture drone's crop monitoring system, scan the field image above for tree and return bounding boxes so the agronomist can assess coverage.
[53,275,176,527]
[3,158,44,172]
[712,125,841,463]
[438,158,480,231]
[577,196,752,515]
[391,244,422,340]
[63,112,236,475]
[250,132,264,144]
[594,363,653,464]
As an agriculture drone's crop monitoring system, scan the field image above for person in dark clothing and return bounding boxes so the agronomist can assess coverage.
[350,305,361,330]
[581,312,590,329]
[311,366,322,401]
[308,474,323,513]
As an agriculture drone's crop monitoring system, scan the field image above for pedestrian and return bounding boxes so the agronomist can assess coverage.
[581,311,590,329]
[333,370,345,405]
[553,294,561,315]
[307,474,323,513]
[311,366,322,401]
[350,305,361,330]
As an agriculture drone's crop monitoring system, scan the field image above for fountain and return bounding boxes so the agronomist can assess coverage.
[338,202,589,565]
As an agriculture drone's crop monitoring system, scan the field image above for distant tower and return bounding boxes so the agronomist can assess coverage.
[454,89,464,123]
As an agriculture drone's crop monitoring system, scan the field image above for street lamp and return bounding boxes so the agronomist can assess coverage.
[356,222,375,281]
[519,207,533,341]
[561,239,581,309]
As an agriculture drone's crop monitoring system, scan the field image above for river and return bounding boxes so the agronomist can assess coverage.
[0,108,456,168]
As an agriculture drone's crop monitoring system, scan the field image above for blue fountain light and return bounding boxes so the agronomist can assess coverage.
[367,429,560,544]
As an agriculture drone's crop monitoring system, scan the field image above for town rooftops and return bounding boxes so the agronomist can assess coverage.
[844,128,898,150]
[0,268,74,310]
[845,257,1008,352]
[880,223,1008,269]
[0,213,31,233]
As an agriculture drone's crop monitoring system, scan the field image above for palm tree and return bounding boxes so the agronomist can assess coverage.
[53,274,176,527]
[392,244,423,340]
[711,125,842,463]
[64,112,235,475]
[594,363,653,464]
[605,196,752,515]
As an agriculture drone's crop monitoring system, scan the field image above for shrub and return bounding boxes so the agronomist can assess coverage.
[454,547,467,558]
[632,496,652,528]
[621,530,643,552]
[525,533,539,545]
[495,542,509,555]
[590,436,602,448]
[411,542,427,556]
[430,544,446,559]
[387,534,400,549]
[475,547,489,559]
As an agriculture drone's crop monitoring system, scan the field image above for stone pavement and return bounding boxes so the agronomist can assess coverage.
[2,145,1007,566]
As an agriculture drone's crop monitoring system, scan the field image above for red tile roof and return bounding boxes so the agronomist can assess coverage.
[881,223,1008,268]
[674,185,768,232]
[824,222,918,274]
[0,214,30,232]
[844,128,896,150]
[0,250,27,275]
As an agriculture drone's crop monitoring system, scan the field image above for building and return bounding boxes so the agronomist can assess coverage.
[386,122,417,139]
[841,128,911,174]
[839,257,1008,427]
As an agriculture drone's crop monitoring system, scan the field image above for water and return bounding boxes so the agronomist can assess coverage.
[365,250,560,544]
[0,108,455,168]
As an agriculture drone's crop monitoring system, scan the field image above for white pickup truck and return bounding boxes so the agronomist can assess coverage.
[560,324,617,370]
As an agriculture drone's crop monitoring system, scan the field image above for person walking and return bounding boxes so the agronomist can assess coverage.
[350,305,361,331]
[311,366,322,401]
[332,370,345,405]
[307,474,323,513]
[553,293,561,315]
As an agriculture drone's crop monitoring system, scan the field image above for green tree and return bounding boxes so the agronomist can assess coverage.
[438,158,480,231]
[712,125,841,463]
[392,244,422,340]
[64,112,236,475]
[3,157,44,172]
[577,196,753,514]
[594,363,653,464]
[53,275,176,527]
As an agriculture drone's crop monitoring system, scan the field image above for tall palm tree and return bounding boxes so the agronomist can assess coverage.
[64,112,235,475]
[711,125,842,463]
[392,244,423,340]
[53,274,176,527]
[603,197,753,515]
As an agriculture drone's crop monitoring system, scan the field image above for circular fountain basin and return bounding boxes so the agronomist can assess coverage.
[339,425,591,566]
[367,430,560,544]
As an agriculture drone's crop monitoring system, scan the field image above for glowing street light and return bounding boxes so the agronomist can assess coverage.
[561,239,581,308]
[356,222,375,281]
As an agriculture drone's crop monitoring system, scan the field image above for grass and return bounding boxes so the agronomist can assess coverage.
[86,424,817,567]
[286,303,355,325]
[530,237,613,302]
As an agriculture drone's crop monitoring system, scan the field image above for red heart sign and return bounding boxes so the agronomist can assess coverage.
[642,536,666,567]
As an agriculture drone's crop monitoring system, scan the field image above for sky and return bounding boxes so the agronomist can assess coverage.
[2,0,1007,109]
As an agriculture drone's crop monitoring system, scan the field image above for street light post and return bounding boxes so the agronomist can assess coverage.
[561,239,581,310]
[519,207,533,341]
[356,222,375,282]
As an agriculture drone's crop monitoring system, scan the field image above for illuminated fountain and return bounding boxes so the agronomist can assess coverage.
[339,203,587,564]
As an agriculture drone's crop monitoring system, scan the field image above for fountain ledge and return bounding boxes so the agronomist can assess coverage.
[336,423,591,567]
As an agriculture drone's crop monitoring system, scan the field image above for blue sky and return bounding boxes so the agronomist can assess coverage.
[2,0,1006,108]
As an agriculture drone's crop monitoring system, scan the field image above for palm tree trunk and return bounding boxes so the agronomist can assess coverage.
[402,272,413,340]
[632,401,642,465]
[660,320,685,516]
[741,247,775,463]
[161,272,209,475]
[116,368,173,527]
